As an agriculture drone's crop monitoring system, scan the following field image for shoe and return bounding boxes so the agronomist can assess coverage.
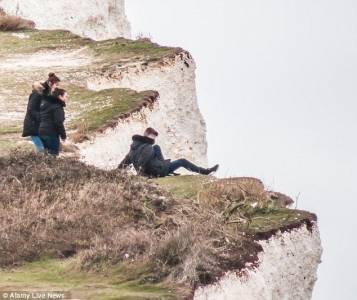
[201,164,219,175]
[208,164,219,174]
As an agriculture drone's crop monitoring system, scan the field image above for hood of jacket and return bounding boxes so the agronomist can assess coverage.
[42,95,66,109]
[130,135,154,150]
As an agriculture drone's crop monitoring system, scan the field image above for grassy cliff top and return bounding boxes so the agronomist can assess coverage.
[156,176,316,239]
[0,29,177,154]
[0,30,179,63]
[0,152,317,299]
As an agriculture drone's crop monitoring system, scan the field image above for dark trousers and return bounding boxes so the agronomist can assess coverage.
[153,145,205,174]
[40,135,60,156]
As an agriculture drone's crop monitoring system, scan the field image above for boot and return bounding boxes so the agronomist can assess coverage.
[200,164,219,175]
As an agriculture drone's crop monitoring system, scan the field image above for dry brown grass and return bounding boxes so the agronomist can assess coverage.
[0,9,35,31]
[0,151,286,293]
[70,121,90,143]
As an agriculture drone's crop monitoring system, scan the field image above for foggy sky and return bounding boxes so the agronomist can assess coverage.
[126,1,357,299]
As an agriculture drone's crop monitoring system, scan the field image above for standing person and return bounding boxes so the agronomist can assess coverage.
[22,82,45,152]
[42,72,61,96]
[118,127,219,177]
[39,88,67,156]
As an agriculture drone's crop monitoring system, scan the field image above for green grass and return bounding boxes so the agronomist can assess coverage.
[0,30,88,56]
[65,85,157,132]
[0,30,178,64]
[156,175,315,236]
[248,208,315,234]
[0,258,176,300]
[155,175,214,200]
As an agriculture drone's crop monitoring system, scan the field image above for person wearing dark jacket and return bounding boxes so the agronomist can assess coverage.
[42,72,61,97]
[39,88,67,156]
[118,127,219,177]
[22,82,45,152]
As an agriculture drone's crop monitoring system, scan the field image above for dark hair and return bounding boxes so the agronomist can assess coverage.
[144,127,159,137]
[48,72,61,84]
[52,88,67,98]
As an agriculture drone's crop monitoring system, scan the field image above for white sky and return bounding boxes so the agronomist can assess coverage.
[126,1,357,299]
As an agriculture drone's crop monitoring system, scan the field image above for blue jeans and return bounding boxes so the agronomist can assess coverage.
[169,159,204,174]
[31,136,45,152]
[40,136,60,156]
[153,145,204,174]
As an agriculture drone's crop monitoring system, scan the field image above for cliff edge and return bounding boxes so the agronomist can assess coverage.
[0,2,322,299]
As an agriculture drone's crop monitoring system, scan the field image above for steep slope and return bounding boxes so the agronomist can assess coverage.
[0,0,131,40]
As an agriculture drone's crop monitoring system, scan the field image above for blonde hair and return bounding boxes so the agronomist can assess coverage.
[32,82,44,93]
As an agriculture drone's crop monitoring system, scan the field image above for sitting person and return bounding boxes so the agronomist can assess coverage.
[118,127,219,177]
[39,88,67,156]
[22,82,45,152]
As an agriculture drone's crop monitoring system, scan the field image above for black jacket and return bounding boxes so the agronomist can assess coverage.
[118,135,170,177]
[22,90,43,137]
[39,96,66,140]
[42,81,52,97]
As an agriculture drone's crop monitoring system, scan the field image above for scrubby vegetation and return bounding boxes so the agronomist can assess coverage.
[0,9,35,31]
[0,151,316,298]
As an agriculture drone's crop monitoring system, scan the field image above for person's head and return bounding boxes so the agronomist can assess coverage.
[48,72,61,90]
[52,88,68,103]
[144,127,159,140]
[32,82,45,94]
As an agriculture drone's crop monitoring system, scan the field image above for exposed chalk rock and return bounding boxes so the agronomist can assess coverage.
[0,0,131,40]
[194,224,322,300]
[79,53,208,170]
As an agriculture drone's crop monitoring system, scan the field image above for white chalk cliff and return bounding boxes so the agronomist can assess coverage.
[82,52,208,169]
[0,0,131,40]
[194,224,322,300]
[0,1,322,299]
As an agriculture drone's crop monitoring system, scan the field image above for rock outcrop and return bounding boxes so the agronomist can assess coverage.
[0,0,131,40]
[194,224,322,300]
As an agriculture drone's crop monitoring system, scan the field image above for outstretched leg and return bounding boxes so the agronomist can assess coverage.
[168,159,215,175]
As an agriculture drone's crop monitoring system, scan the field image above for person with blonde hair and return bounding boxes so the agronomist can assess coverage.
[22,82,45,152]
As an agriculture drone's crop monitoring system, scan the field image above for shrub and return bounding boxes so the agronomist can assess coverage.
[0,9,35,31]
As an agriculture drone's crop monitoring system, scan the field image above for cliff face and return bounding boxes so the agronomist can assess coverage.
[0,2,322,299]
[0,0,131,40]
[194,224,322,300]
[0,30,208,165]
[81,52,208,169]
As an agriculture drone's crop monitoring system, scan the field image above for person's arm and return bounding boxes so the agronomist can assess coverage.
[53,107,66,140]
[118,153,131,169]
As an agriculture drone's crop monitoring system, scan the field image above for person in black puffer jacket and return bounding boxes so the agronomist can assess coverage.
[118,127,219,177]
[39,88,67,156]
[22,82,46,152]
